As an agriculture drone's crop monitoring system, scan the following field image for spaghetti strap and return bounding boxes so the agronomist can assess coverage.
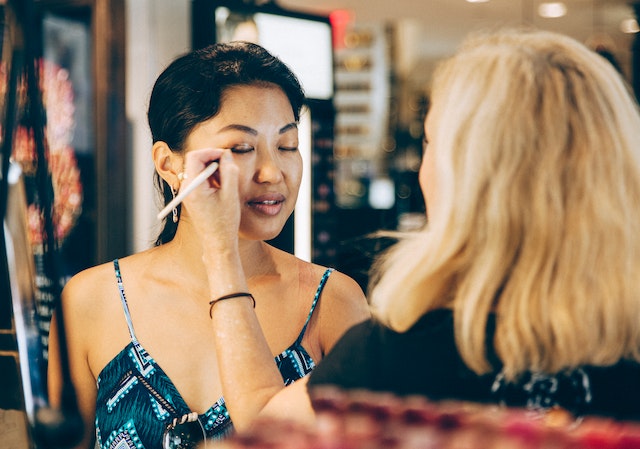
[113,259,138,343]
[294,268,333,345]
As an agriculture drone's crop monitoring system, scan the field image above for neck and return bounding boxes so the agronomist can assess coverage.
[166,221,277,280]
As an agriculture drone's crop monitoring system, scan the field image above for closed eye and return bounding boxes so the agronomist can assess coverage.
[279,146,299,152]
[230,144,254,154]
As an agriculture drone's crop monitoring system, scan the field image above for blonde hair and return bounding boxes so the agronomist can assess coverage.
[370,28,640,380]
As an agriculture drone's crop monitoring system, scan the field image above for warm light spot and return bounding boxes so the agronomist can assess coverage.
[620,18,640,34]
[538,2,567,18]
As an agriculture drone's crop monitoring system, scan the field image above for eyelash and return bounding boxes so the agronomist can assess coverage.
[230,145,253,154]
[229,145,299,153]
[422,136,429,152]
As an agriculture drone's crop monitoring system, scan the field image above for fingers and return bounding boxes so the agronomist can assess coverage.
[182,147,226,180]
[180,148,239,213]
[218,150,239,194]
[180,148,240,249]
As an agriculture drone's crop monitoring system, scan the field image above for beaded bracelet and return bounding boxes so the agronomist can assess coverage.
[209,292,256,318]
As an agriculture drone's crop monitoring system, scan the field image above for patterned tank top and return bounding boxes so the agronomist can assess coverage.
[94,259,333,449]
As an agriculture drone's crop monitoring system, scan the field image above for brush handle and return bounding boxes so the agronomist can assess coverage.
[156,161,220,221]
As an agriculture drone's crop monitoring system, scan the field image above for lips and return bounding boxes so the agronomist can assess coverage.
[247,193,286,216]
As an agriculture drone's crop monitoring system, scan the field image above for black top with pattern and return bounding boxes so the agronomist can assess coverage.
[308,309,640,421]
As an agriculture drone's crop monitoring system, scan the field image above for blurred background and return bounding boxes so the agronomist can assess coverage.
[7,0,640,290]
[132,0,639,289]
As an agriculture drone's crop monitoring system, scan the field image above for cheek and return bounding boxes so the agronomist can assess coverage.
[419,150,437,215]
[287,154,303,187]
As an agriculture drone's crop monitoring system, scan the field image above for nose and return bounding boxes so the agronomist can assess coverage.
[253,148,284,184]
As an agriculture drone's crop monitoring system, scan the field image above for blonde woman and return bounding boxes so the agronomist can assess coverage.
[308,28,640,420]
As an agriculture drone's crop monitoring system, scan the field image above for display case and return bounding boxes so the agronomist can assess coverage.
[217,387,640,449]
[1,0,126,447]
[33,0,127,273]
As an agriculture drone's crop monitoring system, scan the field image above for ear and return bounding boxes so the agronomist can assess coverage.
[152,141,183,190]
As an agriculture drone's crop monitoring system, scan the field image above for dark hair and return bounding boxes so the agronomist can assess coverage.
[148,41,305,245]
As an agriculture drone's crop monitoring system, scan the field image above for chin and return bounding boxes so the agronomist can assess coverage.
[241,215,291,241]
[241,226,286,243]
[264,231,284,242]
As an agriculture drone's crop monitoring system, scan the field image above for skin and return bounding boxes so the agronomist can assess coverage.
[419,110,438,218]
[48,84,370,448]
[183,85,303,242]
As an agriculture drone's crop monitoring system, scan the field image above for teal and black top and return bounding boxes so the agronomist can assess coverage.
[94,259,332,449]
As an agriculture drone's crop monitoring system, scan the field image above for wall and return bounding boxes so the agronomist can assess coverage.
[126,0,191,253]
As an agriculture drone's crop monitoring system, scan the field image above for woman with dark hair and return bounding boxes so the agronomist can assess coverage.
[148,42,310,246]
[47,41,369,449]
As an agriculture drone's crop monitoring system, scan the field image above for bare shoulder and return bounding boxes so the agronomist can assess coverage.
[304,261,371,353]
[61,260,118,318]
[59,255,151,374]
[300,261,368,310]
[62,251,159,321]
[322,266,366,301]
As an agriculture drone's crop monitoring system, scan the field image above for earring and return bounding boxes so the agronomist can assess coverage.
[171,186,179,223]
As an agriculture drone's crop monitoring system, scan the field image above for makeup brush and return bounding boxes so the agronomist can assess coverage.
[157,161,220,221]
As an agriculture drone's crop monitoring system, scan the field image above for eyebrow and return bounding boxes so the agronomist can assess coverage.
[279,122,298,134]
[218,122,298,135]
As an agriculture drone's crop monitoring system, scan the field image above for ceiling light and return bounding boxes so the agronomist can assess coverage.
[538,2,567,19]
[620,18,640,34]
[466,0,490,3]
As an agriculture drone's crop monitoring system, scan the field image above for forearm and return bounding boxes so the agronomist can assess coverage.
[209,298,285,430]
[191,148,314,429]
[204,249,286,430]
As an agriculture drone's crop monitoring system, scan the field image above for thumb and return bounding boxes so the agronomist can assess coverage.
[219,149,240,199]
